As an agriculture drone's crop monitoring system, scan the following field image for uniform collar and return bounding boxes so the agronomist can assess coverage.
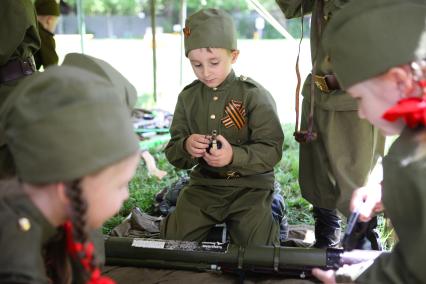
[209,69,236,92]
[5,189,58,244]
[38,21,55,36]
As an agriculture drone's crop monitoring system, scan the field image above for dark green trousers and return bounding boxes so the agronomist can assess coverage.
[299,98,385,217]
[160,184,279,246]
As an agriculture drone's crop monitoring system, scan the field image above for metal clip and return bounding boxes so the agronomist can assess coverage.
[211,130,218,151]
[314,74,330,93]
[226,171,240,179]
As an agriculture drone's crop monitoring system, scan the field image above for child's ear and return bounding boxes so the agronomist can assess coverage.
[386,66,414,96]
[56,182,70,206]
[231,50,240,64]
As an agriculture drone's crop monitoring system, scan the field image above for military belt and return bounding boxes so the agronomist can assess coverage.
[313,74,341,93]
[0,57,35,84]
[199,168,241,179]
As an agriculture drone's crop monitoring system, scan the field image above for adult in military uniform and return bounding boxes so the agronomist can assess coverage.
[0,63,139,283]
[276,0,385,248]
[0,0,40,180]
[0,0,39,106]
[33,0,60,70]
[160,9,284,246]
[312,0,426,282]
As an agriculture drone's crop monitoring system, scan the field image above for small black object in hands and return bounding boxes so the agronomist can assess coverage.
[342,210,361,251]
[207,130,222,153]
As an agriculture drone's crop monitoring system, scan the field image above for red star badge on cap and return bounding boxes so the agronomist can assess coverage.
[183,26,191,38]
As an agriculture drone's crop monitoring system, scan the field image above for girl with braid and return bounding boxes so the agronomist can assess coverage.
[312,0,426,282]
[0,63,140,283]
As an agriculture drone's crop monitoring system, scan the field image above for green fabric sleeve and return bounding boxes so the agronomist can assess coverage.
[0,0,40,65]
[230,86,284,175]
[356,245,422,283]
[357,140,426,283]
[35,26,58,69]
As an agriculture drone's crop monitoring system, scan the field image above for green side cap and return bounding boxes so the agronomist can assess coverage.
[2,65,139,183]
[35,0,60,16]
[323,0,426,89]
[184,8,237,56]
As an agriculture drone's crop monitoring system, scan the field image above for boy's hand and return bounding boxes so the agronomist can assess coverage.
[203,135,233,167]
[185,134,210,158]
[350,184,384,222]
[312,268,336,284]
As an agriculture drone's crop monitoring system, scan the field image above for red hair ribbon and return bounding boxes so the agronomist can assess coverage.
[383,80,426,128]
[64,220,116,284]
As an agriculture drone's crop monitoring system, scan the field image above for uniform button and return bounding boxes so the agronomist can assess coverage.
[213,87,218,91]
[18,217,31,231]
[210,114,216,119]
[237,139,241,143]
[213,96,218,101]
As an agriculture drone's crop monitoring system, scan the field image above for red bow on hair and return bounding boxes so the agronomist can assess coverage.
[64,221,116,284]
[382,80,426,128]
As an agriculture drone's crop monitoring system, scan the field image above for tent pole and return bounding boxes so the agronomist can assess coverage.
[76,0,86,53]
[179,0,187,87]
[150,0,157,102]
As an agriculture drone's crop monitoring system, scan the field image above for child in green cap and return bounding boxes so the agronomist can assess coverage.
[311,0,426,282]
[34,0,60,69]
[0,64,140,284]
[161,8,284,246]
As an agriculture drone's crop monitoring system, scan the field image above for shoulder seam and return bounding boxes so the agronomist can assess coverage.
[182,79,200,91]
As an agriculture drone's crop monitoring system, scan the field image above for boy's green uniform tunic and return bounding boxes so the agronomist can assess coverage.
[276,0,385,216]
[0,192,56,283]
[34,25,59,70]
[161,70,284,246]
[33,0,60,70]
[357,128,426,283]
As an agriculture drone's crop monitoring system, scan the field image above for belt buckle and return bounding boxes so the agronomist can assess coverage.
[20,58,35,75]
[314,75,330,93]
[226,171,240,179]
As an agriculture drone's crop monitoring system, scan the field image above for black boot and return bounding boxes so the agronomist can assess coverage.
[351,216,383,251]
[313,207,341,249]
[271,183,289,243]
[365,219,383,251]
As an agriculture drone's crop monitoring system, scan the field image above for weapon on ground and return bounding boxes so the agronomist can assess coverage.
[105,237,385,280]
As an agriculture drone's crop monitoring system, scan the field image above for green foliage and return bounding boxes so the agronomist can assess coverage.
[186,0,249,13]
[64,0,279,17]
[135,93,157,109]
[65,0,143,15]
[102,145,182,234]
[63,0,304,39]
[276,124,314,225]
[377,215,397,251]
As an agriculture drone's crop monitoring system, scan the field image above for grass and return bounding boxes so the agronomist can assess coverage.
[277,124,314,225]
